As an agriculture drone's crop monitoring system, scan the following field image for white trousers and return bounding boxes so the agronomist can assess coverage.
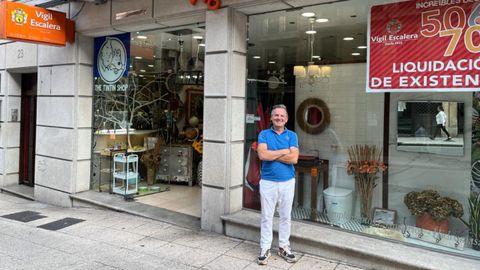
[259,178,295,250]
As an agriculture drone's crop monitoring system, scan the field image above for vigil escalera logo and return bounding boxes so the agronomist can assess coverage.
[11,8,28,25]
[386,18,401,34]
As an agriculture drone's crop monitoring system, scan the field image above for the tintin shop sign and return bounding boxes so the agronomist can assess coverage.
[94,33,130,91]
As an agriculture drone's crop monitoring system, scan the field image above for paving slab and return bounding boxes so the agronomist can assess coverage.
[0,192,367,270]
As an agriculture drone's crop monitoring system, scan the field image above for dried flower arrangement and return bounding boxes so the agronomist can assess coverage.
[404,190,464,221]
[347,144,387,221]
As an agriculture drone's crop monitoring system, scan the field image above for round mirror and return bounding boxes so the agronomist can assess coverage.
[296,98,330,134]
[305,106,322,125]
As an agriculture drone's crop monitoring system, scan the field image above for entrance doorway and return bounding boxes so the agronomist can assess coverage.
[91,26,205,218]
[19,73,37,186]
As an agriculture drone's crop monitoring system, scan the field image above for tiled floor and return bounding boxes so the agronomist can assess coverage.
[135,184,202,217]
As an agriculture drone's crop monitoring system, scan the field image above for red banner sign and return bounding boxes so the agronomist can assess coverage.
[189,0,221,10]
[0,2,74,46]
[368,0,480,92]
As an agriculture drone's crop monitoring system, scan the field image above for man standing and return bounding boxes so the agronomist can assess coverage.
[256,104,299,265]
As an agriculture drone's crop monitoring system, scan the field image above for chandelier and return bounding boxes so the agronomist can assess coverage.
[293,17,331,83]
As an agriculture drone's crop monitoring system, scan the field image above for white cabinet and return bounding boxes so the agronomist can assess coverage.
[157,145,193,186]
[112,153,139,195]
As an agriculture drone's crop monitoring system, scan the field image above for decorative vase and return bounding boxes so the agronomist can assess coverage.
[147,168,155,186]
[416,213,449,233]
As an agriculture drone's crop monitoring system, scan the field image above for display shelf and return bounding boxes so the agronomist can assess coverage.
[95,129,158,135]
[291,207,479,257]
[112,153,139,195]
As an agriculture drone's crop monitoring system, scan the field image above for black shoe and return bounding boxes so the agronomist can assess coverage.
[278,246,297,263]
[257,249,271,265]
[445,137,452,141]
[429,137,435,140]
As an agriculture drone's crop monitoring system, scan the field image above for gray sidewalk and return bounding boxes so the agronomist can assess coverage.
[0,192,366,270]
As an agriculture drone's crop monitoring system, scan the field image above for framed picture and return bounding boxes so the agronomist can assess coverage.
[185,88,203,124]
[372,207,397,226]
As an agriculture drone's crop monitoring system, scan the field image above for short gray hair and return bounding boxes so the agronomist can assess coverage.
[271,104,288,116]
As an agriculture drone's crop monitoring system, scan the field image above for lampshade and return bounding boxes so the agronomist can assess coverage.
[307,64,321,77]
[293,65,306,77]
[320,66,332,77]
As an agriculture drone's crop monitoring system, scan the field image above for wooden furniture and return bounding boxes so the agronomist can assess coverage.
[157,145,193,186]
[295,158,329,220]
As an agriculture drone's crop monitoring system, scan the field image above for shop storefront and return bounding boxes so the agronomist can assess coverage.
[1,0,479,268]
[242,0,480,262]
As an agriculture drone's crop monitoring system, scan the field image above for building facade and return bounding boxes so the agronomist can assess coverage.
[0,0,479,268]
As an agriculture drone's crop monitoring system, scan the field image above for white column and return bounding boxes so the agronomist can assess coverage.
[34,34,93,207]
[202,7,247,233]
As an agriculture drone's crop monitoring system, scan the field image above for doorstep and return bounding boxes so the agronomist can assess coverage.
[70,190,200,230]
[0,185,34,201]
[221,210,479,270]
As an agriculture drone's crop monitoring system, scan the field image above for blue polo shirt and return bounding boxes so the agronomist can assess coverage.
[258,127,299,181]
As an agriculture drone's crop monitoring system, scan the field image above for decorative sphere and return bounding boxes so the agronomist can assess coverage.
[188,116,200,126]
[185,127,198,140]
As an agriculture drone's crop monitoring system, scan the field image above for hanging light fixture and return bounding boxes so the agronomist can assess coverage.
[294,17,331,83]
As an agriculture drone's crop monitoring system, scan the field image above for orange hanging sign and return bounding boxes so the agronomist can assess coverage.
[189,0,221,10]
[0,2,74,46]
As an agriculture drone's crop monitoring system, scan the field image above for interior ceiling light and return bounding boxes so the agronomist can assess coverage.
[352,52,360,56]
[305,17,317,35]
[135,56,142,59]
[268,61,276,64]
[253,56,261,59]
[343,37,354,41]
[193,35,203,40]
[140,69,146,72]
[294,17,331,83]
[199,43,206,47]
[148,64,154,67]
[316,18,329,23]
[137,35,147,39]
[301,12,316,17]
[357,45,367,49]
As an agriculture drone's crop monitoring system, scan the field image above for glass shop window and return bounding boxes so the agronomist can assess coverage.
[244,0,479,259]
[92,26,205,196]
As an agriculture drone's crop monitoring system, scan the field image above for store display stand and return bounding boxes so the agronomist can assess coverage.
[112,153,139,198]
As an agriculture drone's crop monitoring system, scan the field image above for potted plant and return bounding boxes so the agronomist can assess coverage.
[347,144,387,222]
[460,192,480,250]
[404,190,464,233]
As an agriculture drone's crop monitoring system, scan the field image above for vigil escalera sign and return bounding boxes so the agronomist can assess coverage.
[0,2,74,46]
[367,0,480,92]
